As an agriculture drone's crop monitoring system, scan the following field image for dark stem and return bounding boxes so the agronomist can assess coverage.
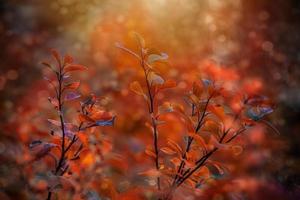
[171,95,212,187]
[140,48,161,190]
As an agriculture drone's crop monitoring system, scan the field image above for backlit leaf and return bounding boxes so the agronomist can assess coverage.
[160,147,177,155]
[95,116,115,126]
[29,140,42,149]
[78,114,95,123]
[131,32,145,48]
[51,49,61,64]
[193,81,203,97]
[147,53,168,64]
[64,64,87,72]
[63,54,73,64]
[148,71,164,85]
[157,79,177,90]
[145,148,156,158]
[64,81,80,90]
[47,119,61,127]
[65,92,81,101]
[231,145,243,156]
[129,81,144,96]
[138,169,160,178]
[167,139,182,154]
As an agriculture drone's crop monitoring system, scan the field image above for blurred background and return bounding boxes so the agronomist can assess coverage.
[0,0,300,199]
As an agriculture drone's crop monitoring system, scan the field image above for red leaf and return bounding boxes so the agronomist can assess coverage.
[65,81,80,90]
[129,81,144,96]
[63,54,73,64]
[50,49,61,64]
[47,119,61,127]
[78,114,95,123]
[160,147,177,155]
[64,64,87,73]
[65,92,81,101]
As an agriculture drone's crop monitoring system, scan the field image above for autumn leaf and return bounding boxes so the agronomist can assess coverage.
[64,64,87,72]
[231,145,243,156]
[78,114,95,123]
[129,81,144,96]
[157,79,176,90]
[160,147,177,155]
[147,53,168,64]
[148,71,164,85]
[138,169,160,178]
[51,49,61,64]
[65,92,81,101]
[64,81,80,90]
[209,105,226,120]
[95,116,116,126]
[131,31,145,48]
[193,81,203,97]
[47,119,61,127]
[167,139,182,154]
[145,148,156,158]
[63,54,73,64]
[90,110,113,121]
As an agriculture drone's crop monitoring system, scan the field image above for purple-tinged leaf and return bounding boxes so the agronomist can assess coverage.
[95,116,116,126]
[48,119,61,127]
[246,106,273,121]
[29,140,42,149]
[202,79,212,87]
[65,92,81,101]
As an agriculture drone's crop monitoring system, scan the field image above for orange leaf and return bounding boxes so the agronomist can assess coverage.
[65,81,80,90]
[81,152,95,167]
[90,110,113,121]
[145,148,156,158]
[131,32,145,48]
[63,54,73,64]
[188,132,207,151]
[157,79,176,90]
[138,169,160,178]
[170,157,181,166]
[148,71,164,85]
[50,49,60,64]
[64,64,87,72]
[167,139,182,154]
[129,81,144,96]
[209,105,226,120]
[193,81,203,97]
[78,114,95,123]
[231,145,243,156]
[160,147,177,155]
